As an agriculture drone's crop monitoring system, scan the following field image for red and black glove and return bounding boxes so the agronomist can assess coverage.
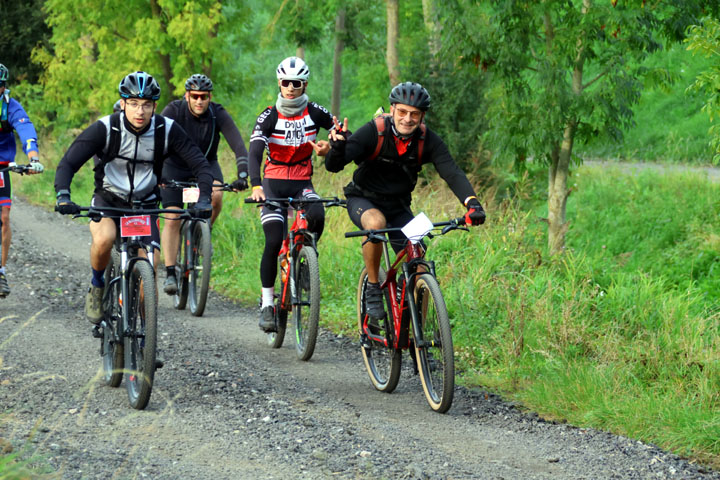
[464,198,486,226]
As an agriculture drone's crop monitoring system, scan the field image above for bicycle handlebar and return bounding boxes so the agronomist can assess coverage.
[344,217,468,239]
[160,179,239,192]
[55,205,194,220]
[0,163,37,174]
[244,197,347,208]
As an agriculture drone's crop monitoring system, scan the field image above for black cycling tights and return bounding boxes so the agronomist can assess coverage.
[260,205,325,288]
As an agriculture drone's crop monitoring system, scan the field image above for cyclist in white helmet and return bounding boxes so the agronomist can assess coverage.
[248,56,342,332]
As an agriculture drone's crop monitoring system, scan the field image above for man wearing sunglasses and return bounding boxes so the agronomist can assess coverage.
[0,63,44,298]
[325,82,486,321]
[248,56,339,332]
[55,71,214,324]
[159,74,249,295]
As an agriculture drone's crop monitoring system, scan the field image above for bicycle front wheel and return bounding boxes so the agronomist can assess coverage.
[293,246,320,361]
[357,267,401,393]
[413,274,454,413]
[173,222,189,310]
[124,260,157,410]
[189,221,212,316]
[101,250,123,387]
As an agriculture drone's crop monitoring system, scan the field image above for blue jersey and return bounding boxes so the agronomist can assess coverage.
[0,92,39,165]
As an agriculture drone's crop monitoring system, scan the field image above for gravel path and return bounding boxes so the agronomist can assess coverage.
[0,197,717,479]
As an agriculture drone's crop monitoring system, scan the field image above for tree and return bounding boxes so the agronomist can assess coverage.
[444,0,717,255]
[686,16,720,163]
[386,0,400,86]
[32,0,224,127]
[0,0,51,83]
[331,7,347,116]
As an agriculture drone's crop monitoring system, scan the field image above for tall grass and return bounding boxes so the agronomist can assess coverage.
[12,149,720,467]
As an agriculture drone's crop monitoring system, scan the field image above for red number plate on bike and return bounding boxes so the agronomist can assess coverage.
[120,215,152,237]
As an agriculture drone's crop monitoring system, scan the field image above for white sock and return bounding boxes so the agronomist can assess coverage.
[0,266,5,275]
[261,287,274,308]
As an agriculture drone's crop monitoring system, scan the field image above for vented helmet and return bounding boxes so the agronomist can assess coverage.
[276,57,310,81]
[118,71,161,100]
[389,82,431,111]
[185,74,213,92]
[0,64,8,83]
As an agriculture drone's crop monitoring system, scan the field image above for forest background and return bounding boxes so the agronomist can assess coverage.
[4,0,720,469]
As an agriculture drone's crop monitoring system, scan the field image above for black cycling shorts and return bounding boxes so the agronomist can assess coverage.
[346,195,416,254]
[91,192,161,251]
[161,161,223,208]
[0,168,12,208]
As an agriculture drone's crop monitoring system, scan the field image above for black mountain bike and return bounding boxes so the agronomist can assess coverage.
[163,180,236,317]
[61,203,192,410]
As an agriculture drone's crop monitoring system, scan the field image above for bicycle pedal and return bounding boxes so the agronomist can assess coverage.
[155,359,165,369]
[360,334,371,349]
[92,326,103,338]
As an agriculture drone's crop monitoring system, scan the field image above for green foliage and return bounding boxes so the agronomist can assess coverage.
[0,0,51,83]
[686,16,720,163]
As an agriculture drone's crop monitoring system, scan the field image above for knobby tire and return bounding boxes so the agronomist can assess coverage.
[189,221,212,317]
[173,220,189,310]
[293,246,320,361]
[101,250,123,387]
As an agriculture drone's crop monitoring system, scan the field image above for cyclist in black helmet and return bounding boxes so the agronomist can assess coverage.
[159,73,249,295]
[0,62,44,298]
[325,81,486,320]
[55,71,215,324]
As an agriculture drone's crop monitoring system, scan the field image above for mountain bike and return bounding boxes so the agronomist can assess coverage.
[345,215,468,413]
[163,180,237,317]
[246,196,346,360]
[59,203,192,410]
[0,162,42,229]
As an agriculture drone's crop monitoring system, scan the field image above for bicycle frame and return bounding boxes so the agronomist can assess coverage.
[278,207,315,311]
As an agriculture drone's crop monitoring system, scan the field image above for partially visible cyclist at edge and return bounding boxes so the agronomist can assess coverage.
[54,71,214,325]
[324,82,486,321]
[249,56,339,332]
[159,73,249,295]
[0,63,44,297]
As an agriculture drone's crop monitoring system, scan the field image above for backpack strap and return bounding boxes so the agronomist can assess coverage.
[153,115,166,180]
[204,103,216,158]
[102,112,122,164]
[370,113,425,165]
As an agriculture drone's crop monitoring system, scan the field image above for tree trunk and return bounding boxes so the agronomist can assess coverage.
[386,0,400,86]
[421,0,441,59]
[150,0,173,102]
[331,7,346,117]
[296,46,305,59]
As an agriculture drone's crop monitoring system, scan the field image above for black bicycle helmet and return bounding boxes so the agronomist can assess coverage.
[0,64,8,83]
[118,71,161,100]
[185,73,213,92]
[389,82,431,111]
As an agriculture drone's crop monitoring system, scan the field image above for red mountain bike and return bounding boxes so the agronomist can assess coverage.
[246,197,345,360]
[345,215,468,413]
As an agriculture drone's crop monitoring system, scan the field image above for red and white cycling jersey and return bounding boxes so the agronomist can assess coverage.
[248,102,334,183]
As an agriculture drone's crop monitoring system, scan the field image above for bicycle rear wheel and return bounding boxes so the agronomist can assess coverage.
[173,221,189,310]
[357,267,401,393]
[413,274,454,413]
[189,221,212,316]
[267,254,288,348]
[101,250,123,387]
[124,260,157,410]
[293,246,320,361]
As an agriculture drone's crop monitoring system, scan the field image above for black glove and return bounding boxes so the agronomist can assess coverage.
[230,177,248,191]
[329,129,351,150]
[56,193,80,215]
[464,198,486,226]
[191,197,212,219]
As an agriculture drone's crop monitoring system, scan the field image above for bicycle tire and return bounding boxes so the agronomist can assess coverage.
[413,274,454,413]
[293,246,320,361]
[101,250,123,387]
[189,221,212,316]
[267,254,288,348]
[357,267,401,393]
[124,260,157,410]
[173,221,189,310]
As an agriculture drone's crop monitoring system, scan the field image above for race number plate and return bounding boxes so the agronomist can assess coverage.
[120,215,152,237]
[182,187,200,203]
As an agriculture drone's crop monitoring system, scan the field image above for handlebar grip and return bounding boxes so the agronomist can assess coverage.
[344,230,367,238]
[244,198,258,204]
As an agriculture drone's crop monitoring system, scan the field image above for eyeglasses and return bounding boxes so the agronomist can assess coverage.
[280,79,304,89]
[189,93,209,101]
[394,107,423,121]
[125,101,155,112]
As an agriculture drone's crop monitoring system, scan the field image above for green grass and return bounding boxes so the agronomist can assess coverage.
[12,149,720,468]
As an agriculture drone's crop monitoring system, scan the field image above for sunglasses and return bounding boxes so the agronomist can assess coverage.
[280,79,304,89]
[395,107,423,121]
[189,93,209,101]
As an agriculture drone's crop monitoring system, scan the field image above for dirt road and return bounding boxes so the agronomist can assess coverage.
[0,197,716,479]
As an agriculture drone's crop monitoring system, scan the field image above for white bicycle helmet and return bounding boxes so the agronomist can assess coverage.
[276,57,310,81]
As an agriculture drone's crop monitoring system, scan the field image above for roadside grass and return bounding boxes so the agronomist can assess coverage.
[12,151,720,467]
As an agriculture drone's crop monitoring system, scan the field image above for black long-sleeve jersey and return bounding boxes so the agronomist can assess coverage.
[55,113,213,201]
[324,118,476,206]
[161,100,249,178]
